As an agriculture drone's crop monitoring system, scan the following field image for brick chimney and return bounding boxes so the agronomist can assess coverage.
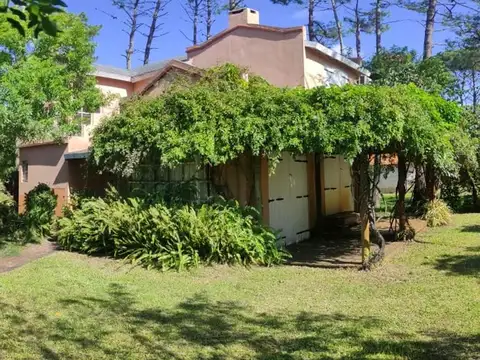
[228,8,260,28]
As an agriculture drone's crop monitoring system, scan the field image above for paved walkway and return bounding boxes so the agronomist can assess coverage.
[0,241,57,274]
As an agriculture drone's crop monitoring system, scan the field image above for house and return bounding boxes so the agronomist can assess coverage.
[18,8,370,245]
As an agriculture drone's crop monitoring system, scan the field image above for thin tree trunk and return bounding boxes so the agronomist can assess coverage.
[330,0,344,55]
[206,0,213,39]
[308,0,315,41]
[354,0,361,59]
[144,0,162,65]
[359,153,370,268]
[192,0,199,45]
[126,0,141,70]
[472,68,477,113]
[397,152,407,232]
[423,0,437,59]
[375,0,382,54]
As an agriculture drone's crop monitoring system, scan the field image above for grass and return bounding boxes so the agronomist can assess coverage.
[0,241,23,257]
[0,214,479,359]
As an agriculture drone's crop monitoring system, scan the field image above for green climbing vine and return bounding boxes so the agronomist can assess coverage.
[91,64,461,178]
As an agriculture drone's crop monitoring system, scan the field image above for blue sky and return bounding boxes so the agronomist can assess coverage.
[66,0,453,69]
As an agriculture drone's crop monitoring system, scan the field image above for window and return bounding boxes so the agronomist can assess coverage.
[76,108,93,124]
[21,161,28,183]
[325,68,349,86]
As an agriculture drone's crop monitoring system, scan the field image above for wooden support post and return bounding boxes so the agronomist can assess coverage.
[397,152,407,232]
[359,153,370,268]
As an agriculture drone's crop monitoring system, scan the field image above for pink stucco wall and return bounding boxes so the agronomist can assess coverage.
[187,26,306,87]
[18,143,69,196]
[133,77,155,93]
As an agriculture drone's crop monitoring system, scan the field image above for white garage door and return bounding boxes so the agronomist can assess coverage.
[268,153,310,246]
[323,155,353,216]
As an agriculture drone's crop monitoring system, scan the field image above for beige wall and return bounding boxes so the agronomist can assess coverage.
[19,144,69,196]
[187,27,306,87]
[81,77,134,139]
[304,48,360,89]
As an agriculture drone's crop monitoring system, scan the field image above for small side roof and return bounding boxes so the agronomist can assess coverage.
[305,41,371,77]
[94,56,188,82]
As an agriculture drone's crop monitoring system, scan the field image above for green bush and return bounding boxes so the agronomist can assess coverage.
[0,184,21,239]
[424,199,452,228]
[24,183,58,240]
[56,189,289,271]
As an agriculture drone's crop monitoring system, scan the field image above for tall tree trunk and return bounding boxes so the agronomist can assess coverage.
[206,0,213,39]
[308,0,315,41]
[330,0,344,55]
[472,68,477,113]
[192,0,199,45]
[423,0,437,59]
[375,0,382,54]
[354,0,361,59]
[359,153,370,268]
[144,0,162,65]
[126,0,141,70]
[397,152,408,232]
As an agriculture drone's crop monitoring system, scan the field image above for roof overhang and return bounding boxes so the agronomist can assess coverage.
[64,150,90,160]
[305,41,371,77]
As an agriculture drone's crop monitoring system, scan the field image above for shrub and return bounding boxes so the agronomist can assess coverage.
[424,199,452,228]
[24,183,58,239]
[0,184,20,238]
[56,189,289,271]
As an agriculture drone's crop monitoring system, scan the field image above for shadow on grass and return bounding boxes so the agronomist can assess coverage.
[461,225,480,233]
[434,246,480,277]
[1,283,479,359]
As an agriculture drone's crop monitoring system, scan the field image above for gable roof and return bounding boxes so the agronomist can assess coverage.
[141,60,201,95]
[186,24,304,53]
[94,56,188,82]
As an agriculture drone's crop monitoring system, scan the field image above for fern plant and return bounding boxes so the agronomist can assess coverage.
[55,188,289,271]
[424,199,452,228]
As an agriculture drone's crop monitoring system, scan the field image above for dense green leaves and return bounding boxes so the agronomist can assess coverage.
[91,64,461,178]
[56,189,288,271]
[1,0,67,37]
[0,11,103,178]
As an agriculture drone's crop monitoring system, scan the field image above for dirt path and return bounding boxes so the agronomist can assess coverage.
[0,241,57,274]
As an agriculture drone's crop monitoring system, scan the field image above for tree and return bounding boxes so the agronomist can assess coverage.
[112,0,148,70]
[143,0,169,64]
[181,0,204,45]
[227,0,244,10]
[204,0,218,39]
[344,0,373,59]
[271,0,348,52]
[1,0,67,37]
[0,11,103,178]
[369,0,390,54]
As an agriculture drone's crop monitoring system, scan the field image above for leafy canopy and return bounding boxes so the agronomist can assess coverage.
[0,0,67,37]
[91,64,461,177]
[0,11,103,178]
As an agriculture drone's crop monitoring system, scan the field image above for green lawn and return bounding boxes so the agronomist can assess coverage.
[0,241,22,258]
[0,215,479,359]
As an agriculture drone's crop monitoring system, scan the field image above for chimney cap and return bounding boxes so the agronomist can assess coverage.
[228,7,260,27]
